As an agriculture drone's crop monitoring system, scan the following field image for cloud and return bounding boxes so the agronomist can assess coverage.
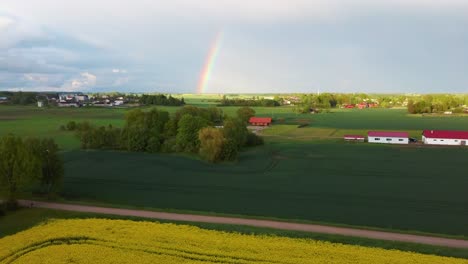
[59,72,97,91]
[112,68,127,73]
[2,1,468,93]
[0,16,14,30]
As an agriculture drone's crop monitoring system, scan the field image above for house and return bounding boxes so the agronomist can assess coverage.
[422,130,468,146]
[343,135,365,142]
[249,117,272,126]
[368,131,409,144]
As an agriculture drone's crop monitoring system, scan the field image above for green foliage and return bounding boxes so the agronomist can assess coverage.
[139,94,185,106]
[79,125,122,150]
[407,94,466,114]
[24,138,64,196]
[120,108,170,152]
[220,96,280,107]
[176,115,209,153]
[8,92,37,105]
[198,127,226,162]
[66,121,77,131]
[223,118,248,149]
[245,132,264,147]
[0,135,41,205]
[220,139,238,161]
[236,107,256,123]
[64,106,258,161]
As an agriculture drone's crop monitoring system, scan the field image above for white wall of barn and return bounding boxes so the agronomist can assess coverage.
[368,136,409,144]
[422,136,468,146]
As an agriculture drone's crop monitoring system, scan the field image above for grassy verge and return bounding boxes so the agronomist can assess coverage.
[0,208,467,259]
[17,196,468,241]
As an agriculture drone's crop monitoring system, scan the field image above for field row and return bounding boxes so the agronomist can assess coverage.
[1,219,467,264]
[2,106,468,150]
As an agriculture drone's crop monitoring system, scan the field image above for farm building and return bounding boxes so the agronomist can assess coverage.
[343,135,365,142]
[368,131,409,144]
[422,130,468,146]
[249,117,272,126]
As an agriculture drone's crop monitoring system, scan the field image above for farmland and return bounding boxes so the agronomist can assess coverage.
[2,104,468,149]
[61,142,468,236]
[1,219,467,264]
[1,103,468,237]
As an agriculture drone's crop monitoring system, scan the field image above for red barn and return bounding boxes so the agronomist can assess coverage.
[422,130,468,146]
[249,117,272,126]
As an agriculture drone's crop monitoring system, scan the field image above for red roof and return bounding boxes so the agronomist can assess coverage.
[249,117,272,123]
[423,130,468,140]
[344,135,365,139]
[368,131,409,138]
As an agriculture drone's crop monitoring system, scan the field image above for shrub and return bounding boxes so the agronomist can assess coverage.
[245,132,264,147]
[220,139,238,161]
[66,121,77,131]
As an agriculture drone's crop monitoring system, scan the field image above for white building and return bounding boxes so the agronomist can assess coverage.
[422,130,468,146]
[368,131,409,144]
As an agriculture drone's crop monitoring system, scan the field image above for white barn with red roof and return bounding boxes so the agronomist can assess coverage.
[367,131,409,144]
[422,130,468,146]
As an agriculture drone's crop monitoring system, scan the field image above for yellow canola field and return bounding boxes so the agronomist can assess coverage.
[0,219,466,264]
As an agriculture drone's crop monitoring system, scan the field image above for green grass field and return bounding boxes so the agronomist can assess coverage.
[1,104,468,237]
[60,142,468,236]
[2,105,468,149]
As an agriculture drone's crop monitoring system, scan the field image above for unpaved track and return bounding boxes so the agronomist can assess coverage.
[18,200,468,249]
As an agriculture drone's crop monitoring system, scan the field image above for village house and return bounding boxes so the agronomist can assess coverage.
[422,130,468,146]
[367,131,409,144]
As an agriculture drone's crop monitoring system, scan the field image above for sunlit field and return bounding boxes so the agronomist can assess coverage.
[1,219,466,264]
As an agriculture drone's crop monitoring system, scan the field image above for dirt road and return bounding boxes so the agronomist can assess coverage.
[18,199,468,249]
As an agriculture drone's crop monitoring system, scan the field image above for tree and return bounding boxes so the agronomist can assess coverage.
[407,99,415,114]
[25,138,64,197]
[223,118,248,149]
[198,127,225,162]
[236,107,255,124]
[0,135,41,208]
[176,115,210,153]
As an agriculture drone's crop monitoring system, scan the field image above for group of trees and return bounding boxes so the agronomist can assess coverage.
[139,94,185,106]
[0,135,63,210]
[219,96,280,107]
[407,95,468,114]
[0,91,38,105]
[70,106,263,163]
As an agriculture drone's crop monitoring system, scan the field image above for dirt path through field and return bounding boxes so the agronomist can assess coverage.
[18,199,468,249]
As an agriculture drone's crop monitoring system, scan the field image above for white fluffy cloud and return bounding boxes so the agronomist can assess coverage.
[63,72,97,91]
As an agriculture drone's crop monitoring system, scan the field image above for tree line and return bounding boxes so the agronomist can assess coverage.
[139,94,185,106]
[66,106,263,163]
[407,95,468,114]
[0,135,63,212]
[219,96,280,107]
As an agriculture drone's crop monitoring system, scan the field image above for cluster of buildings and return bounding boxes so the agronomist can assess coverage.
[345,130,468,146]
[247,116,468,147]
[37,93,127,107]
[343,102,379,109]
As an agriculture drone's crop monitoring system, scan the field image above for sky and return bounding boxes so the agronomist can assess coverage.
[1,0,468,94]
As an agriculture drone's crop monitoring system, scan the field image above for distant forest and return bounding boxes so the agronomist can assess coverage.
[139,94,185,106]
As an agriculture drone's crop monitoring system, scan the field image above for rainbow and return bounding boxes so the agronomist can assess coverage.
[197,31,224,94]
